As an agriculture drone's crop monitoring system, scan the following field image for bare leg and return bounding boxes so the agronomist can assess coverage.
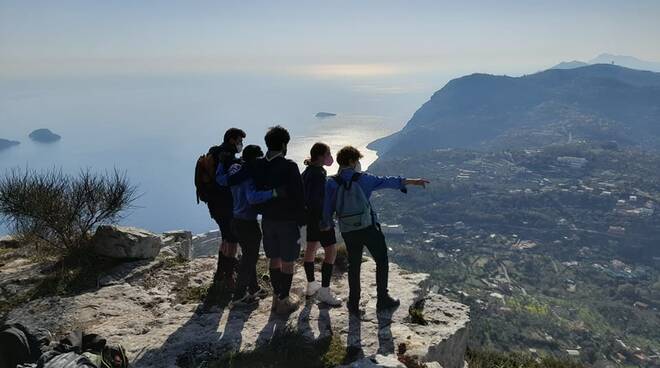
[323,244,337,264]
[303,241,319,262]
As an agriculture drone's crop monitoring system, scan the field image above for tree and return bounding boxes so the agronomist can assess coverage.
[0,168,138,252]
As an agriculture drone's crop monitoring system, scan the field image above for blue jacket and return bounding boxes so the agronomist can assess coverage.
[216,162,273,220]
[321,168,406,229]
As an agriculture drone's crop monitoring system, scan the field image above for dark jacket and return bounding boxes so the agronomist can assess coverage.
[301,165,327,222]
[206,142,238,218]
[253,152,306,224]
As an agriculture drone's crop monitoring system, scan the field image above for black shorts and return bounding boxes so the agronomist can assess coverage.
[213,215,239,243]
[262,219,301,262]
[306,221,337,247]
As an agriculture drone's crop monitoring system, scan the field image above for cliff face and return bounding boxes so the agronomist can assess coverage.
[3,230,470,368]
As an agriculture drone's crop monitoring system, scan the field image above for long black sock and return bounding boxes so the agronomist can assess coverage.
[269,268,282,296]
[321,262,333,287]
[279,273,294,300]
[303,262,315,282]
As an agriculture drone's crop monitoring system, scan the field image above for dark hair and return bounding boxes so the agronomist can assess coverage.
[223,128,246,143]
[242,144,264,162]
[304,142,330,166]
[264,125,290,151]
[336,146,363,167]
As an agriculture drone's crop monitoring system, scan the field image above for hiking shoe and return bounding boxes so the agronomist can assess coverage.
[376,294,400,311]
[249,287,269,300]
[305,281,322,296]
[276,295,301,315]
[317,287,342,306]
[229,293,257,309]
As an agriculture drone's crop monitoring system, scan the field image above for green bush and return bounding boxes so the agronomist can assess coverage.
[0,168,137,253]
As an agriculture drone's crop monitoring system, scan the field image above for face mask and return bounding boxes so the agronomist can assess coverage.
[236,142,243,153]
[323,154,334,166]
[354,161,362,172]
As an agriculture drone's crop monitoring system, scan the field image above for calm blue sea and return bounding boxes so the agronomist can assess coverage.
[0,72,443,235]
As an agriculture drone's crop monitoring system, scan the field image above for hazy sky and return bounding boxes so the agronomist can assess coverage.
[1,0,660,78]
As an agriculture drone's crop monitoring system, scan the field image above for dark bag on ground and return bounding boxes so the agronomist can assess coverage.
[7,328,129,368]
[0,323,49,368]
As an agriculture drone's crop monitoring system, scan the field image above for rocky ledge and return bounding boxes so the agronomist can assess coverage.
[3,229,470,368]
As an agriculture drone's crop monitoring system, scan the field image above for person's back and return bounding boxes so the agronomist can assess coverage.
[218,144,275,307]
[227,162,264,221]
[205,128,246,288]
[207,142,237,218]
[253,125,305,315]
[302,164,326,219]
[253,152,305,224]
[321,145,429,317]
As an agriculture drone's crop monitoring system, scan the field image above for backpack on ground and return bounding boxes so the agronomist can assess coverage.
[332,173,373,233]
[194,153,218,204]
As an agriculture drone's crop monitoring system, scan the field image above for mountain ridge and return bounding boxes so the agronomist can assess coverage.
[551,53,660,72]
[369,64,660,157]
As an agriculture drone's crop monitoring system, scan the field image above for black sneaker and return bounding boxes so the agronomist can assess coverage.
[376,294,400,311]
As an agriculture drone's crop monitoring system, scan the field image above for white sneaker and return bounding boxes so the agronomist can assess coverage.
[317,287,342,306]
[305,281,322,296]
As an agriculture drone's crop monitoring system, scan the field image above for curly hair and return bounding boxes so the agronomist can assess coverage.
[336,146,363,166]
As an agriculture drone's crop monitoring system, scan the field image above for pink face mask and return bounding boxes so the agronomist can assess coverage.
[323,154,334,166]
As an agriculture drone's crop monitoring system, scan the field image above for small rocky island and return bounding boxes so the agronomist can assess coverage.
[0,138,20,150]
[315,112,337,118]
[29,128,61,143]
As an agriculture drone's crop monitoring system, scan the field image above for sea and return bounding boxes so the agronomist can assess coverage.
[0,71,448,235]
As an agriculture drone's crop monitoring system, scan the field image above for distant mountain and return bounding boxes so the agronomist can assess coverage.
[369,64,660,157]
[29,129,61,143]
[551,60,589,70]
[0,138,20,151]
[590,53,660,72]
[551,53,660,72]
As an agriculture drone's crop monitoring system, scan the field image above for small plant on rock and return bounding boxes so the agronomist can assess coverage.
[408,297,428,326]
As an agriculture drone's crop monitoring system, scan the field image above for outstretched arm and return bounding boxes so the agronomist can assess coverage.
[404,178,430,188]
[245,179,275,205]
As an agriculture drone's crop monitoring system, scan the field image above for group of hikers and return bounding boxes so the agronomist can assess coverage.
[195,126,429,317]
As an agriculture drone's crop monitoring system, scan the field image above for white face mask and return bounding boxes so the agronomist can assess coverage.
[236,142,243,153]
[354,161,362,172]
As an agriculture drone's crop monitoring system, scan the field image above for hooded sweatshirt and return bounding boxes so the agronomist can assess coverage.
[216,162,273,220]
